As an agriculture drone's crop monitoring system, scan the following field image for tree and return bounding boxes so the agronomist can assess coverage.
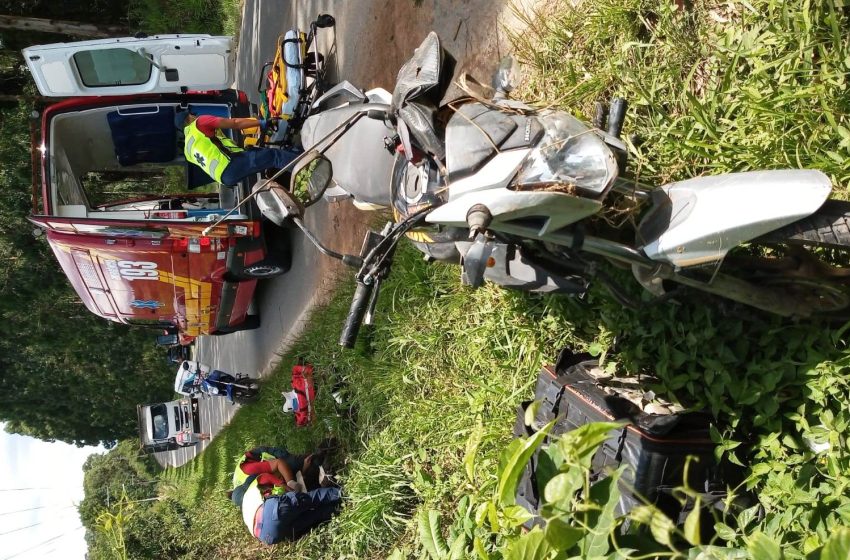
[80,441,194,560]
[0,14,127,37]
[0,101,174,447]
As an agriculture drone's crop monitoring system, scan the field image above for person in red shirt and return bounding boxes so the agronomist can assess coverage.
[228,445,334,507]
[240,455,318,491]
[175,108,298,186]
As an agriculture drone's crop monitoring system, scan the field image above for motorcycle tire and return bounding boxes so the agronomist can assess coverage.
[733,199,850,318]
[756,199,850,249]
[233,377,260,404]
[233,391,259,405]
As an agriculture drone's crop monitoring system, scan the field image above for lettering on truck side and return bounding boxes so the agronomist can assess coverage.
[55,245,215,335]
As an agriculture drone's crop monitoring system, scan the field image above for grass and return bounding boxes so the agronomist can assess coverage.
[93,0,850,558]
[154,240,850,557]
[128,0,243,37]
[509,0,850,191]
[159,245,579,558]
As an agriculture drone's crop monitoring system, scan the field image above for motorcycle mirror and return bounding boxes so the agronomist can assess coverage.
[255,180,303,225]
[493,56,521,96]
[289,152,333,208]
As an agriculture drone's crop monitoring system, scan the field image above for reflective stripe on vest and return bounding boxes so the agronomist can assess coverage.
[184,121,243,183]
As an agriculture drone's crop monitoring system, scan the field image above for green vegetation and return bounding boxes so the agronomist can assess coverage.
[129,0,243,37]
[0,100,175,447]
[510,0,850,190]
[81,0,850,558]
[90,238,850,558]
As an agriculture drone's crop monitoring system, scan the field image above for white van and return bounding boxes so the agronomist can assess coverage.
[137,397,202,453]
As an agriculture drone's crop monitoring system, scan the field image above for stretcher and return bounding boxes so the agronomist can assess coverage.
[245,14,335,149]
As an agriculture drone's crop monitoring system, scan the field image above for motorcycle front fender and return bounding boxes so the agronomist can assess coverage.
[639,169,831,267]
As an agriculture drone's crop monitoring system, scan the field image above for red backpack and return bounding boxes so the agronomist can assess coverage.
[282,362,316,426]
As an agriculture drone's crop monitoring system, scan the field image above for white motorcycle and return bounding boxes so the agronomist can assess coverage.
[252,32,850,346]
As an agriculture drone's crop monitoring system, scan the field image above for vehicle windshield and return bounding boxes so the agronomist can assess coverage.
[149,404,169,440]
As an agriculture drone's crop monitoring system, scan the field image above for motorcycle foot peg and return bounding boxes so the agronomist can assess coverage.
[466,204,493,239]
[460,234,495,289]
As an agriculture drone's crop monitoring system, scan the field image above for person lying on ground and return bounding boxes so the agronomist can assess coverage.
[174,107,298,186]
[242,484,342,544]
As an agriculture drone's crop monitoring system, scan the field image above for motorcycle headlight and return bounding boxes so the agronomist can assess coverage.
[514,112,618,197]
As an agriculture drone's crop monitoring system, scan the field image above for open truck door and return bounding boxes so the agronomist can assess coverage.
[23,35,235,97]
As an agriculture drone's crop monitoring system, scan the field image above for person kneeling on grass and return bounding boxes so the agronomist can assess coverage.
[241,482,342,544]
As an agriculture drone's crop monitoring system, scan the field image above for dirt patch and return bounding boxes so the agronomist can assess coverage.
[344,0,541,92]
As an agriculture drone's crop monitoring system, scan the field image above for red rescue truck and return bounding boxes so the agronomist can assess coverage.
[23,34,290,342]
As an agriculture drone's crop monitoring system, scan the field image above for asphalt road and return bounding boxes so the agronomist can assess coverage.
[155,0,536,468]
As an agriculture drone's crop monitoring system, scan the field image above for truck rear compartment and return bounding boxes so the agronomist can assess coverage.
[47,101,244,220]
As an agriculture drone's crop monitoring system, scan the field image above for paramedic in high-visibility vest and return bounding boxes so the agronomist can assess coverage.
[174,108,298,186]
[228,446,332,507]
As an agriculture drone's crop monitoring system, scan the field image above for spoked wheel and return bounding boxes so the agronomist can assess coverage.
[233,383,260,404]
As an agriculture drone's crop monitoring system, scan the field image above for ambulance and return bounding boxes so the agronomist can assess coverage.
[23,34,290,341]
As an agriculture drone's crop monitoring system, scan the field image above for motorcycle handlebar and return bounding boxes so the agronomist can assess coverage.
[339,280,374,348]
[607,98,628,139]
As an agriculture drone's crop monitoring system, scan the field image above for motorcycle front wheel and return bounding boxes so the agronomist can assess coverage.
[727,199,850,318]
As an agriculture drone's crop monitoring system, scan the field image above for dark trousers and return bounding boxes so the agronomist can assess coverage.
[219,147,298,186]
[260,487,341,544]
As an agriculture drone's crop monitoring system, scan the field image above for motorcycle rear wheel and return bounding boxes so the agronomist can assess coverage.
[233,377,260,404]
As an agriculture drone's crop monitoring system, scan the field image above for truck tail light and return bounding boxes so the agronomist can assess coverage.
[174,238,189,251]
[152,210,187,219]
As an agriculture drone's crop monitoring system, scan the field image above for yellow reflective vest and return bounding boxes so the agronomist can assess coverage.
[183,120,243,183]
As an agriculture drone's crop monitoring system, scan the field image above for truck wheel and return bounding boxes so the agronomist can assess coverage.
[263,221,294,270]
[237,259,286,279]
